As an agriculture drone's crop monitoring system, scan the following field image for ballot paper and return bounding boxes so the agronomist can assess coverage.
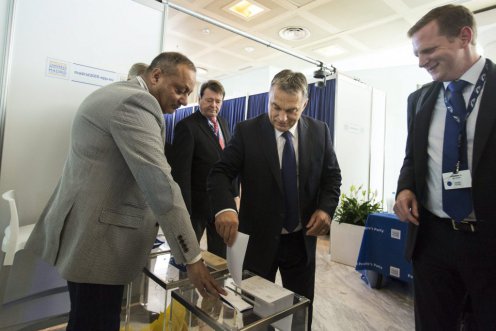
[220,284,253,312]
[227,232,249,285]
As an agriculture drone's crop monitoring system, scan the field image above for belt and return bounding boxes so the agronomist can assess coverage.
[449,219,476,232]
[424,210,477,233]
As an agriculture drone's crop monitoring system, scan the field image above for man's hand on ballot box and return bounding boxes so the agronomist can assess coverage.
[187,260,227,297]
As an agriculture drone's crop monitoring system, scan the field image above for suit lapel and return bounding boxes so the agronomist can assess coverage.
[473,61,496,173]
[259,115,283,193]
[415,82,442,197]
[194,111,222,152]
[297,117,310,194]
[218,116,231,143]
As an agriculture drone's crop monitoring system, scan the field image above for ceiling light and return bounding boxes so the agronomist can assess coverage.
[201,28,211,35]
[279,27,310,41]
[225,0,267,21]
[314,44,347,57]
[244,46,255,53]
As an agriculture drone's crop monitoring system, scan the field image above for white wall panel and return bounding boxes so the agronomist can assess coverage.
[334,73,373,196]
[370,88,386,204]
[0,0,162,228]
[0,0,163,327]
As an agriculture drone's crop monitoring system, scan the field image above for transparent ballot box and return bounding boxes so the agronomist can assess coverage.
[169,271,310,330]
[123,244,228,331]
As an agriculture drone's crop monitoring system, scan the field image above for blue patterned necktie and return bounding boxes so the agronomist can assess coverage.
[442,80,473,221]
[281,131,299,232]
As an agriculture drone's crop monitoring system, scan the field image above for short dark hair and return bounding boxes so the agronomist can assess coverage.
[407,5,477,45]
[147,52,196,76]
[270,69,308,99]
[199,80,225,99]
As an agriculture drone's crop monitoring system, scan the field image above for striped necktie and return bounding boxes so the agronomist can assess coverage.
[210,117,225,149]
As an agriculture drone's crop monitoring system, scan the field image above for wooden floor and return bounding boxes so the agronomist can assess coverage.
[312,236,414,331]
[39,235,415,331]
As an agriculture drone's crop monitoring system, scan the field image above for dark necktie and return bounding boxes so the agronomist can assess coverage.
[442,80,472,221]
[210,117,225,149]
[281,131,299,232]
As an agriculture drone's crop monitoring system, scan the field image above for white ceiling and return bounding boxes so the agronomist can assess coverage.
[161,0,496,79]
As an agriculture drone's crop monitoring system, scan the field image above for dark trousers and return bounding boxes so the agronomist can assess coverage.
[412,209,496,330]
[254,230,315,330]
[191,215,226,258]
[66,281,124,331]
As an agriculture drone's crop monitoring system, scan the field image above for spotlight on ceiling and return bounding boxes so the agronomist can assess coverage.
[313,63,336,88]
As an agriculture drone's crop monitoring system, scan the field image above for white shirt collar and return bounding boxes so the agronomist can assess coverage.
[136,76,149,92]
[443,56,485,89]
[275,122,298,138]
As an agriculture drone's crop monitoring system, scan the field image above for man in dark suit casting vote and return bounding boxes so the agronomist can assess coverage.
[208,69,342,328]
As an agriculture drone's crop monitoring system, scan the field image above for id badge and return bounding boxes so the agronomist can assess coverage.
[442,170,472,190]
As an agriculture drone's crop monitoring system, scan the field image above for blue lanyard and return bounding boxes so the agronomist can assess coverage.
[443,59,489,171]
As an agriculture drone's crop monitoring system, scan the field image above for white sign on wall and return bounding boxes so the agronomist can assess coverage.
[46,58,69,80]
[46,57,122,86]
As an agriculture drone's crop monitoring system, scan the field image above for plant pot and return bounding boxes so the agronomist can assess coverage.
[330,222,365,267]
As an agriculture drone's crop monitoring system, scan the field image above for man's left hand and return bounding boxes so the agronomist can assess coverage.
[305,209,331,236]
[186,260,227,298]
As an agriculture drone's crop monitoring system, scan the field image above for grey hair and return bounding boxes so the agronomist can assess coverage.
[127,62,148,80]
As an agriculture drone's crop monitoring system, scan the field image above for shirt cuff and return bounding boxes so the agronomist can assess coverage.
[186,253,203,265]
[215,208,237,217]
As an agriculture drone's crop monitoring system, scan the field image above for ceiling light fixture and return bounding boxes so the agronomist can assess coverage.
[225,0,267,21]
[314,44,347,58]
[201,28,211,35]
[279,26,310,41]
[244,46,255,53]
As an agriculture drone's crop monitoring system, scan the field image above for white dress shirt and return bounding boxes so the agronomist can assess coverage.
[424,56,486,219]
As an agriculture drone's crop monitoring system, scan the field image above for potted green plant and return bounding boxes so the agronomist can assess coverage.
[330,185,382,266]
[334,185,383,226]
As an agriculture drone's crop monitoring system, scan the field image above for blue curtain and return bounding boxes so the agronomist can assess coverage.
[175,106,193,124]
[305,79,336,141]
[163,107,193,144]
[247,92,268,119]
[164,113,174,145]
[164,80,336,143]
[220,97,246,135]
